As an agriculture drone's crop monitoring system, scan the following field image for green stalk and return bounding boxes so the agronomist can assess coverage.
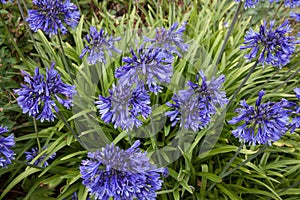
[220,145,267,178]
[206,142,244,194]
[14,159,66,174]
[212,1,243,75]
[271,1,284,20]
[227,60,259,109]
[56,111,80,143]
[33,117,41,152]
[57,31,73,81]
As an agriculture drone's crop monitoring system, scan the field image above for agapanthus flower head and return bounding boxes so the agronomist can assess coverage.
[166,71,227,131]
[143,22,189,59]
[80,140,166,200]
[1,0,12,3]
[269,0,300,8]
[241,20,298,68]
[229,90,290,145]
[80,26,122,64]
[15,63,76,122]
[95,83,151,130]
[115,45,173,94]
[291,12,300,22]
[291,88,300,132]
[0,126,15,168]
[26,0,80,36]
[25,147,56,167]
[235,0,259,8]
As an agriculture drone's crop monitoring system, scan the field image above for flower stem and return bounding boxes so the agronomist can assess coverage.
[33,117,41,152]
[227,60,259,109]
[271,1,284,20]
[220,145,267,178]
[205,142,244,194]
[57,31,73,81]
[56,111,80,143]
[212,1,243,76]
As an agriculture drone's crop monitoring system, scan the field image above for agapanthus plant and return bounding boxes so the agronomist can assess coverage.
[15,63,76,122]
[25,147,56,167]
[166,70,227,131]
[1,0,12,3]
[291,12,300,22]
[269,0,300,8]
[95,83,151,130]
[241,20,298,68]
[0,126,15,168]
[235,0,259,8]
[143,22,189,59]
[80,26,122,64]
[229,90,290,145]
[26,0,80,36]
[80,140,166,200]
[291,88,300,132]
[115,46,173,94]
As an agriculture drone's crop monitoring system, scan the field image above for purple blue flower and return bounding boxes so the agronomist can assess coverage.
[25,147,56,167]
[15,63,76,122]
[269,0,300,8]
[95,83,151,130]
[235,0,259,8]
[229,90,290,145]
[166,71,227,131]
[241,20,298,68]
[1,0,12,3]
[26,0,80,36]
[291,12,300,22]
[143,22,189,59]
[80,140,166,200]
[0,126,15,168]
[115,46,173,94]
[291,88,300,132]
[80,26,122,64]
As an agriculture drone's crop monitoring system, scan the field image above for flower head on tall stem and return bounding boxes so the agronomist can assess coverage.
[25,147,56,167]
[0,126,15,168]
[269,0,300,8]
[241,20,298,68]
[80,140,166,200]
[166,71,227,131]
[229,90,290,145]
[26,0,80,36]
[15,63,76,122]
[291,12,300,22]
[1,0,12,3]
[143,22,189,59]
[290,88,300,132]
[235,0,259,9]
[115,45,173,94]
[96,83,151,130]
[80,26,122,64]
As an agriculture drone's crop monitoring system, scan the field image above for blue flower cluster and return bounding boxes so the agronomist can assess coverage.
[166,71,227,131]
[143,22,189,59]
[15,64,76,122]
[115,46,173,94]
[1,0,12,3]
[270,0,300,8]
[80,26,122,64]
[96,22,189,130]
[229,91,290,145]
[80,140,166,200]
[291,12,300,22]
[26,0,80,36]
[235,0,259,8]
[241,20,298,68]
[291,88,300,132]
[25,147,56,167]
[0,126,15,168]
[96,83,151,130]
